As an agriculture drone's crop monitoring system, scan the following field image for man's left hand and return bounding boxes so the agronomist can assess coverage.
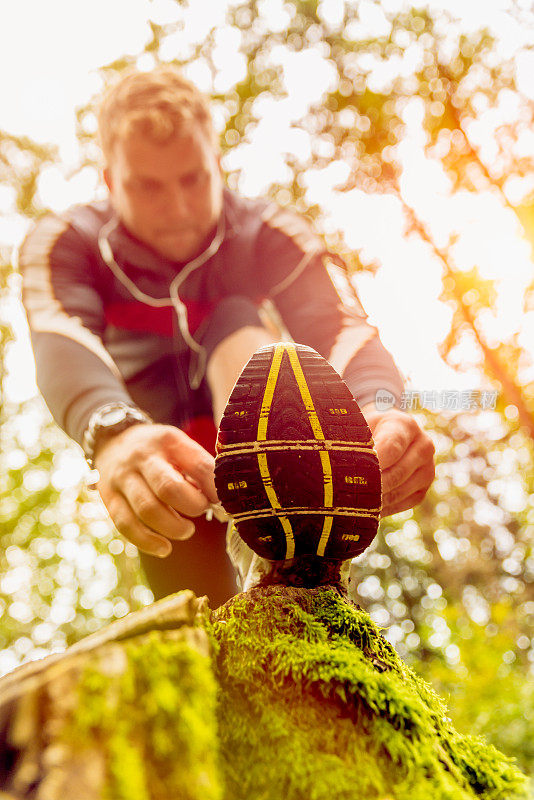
[361,405,436,518]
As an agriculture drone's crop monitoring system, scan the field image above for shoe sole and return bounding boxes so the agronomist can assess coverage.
[215,343,382,562]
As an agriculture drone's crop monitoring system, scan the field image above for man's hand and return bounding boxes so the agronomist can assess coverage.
[94,424,218,558]
[361,405,436,518]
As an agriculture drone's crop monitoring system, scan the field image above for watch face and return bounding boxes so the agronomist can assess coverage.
[100,408,127,427]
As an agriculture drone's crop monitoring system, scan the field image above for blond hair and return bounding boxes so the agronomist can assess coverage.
[97,66,217,163]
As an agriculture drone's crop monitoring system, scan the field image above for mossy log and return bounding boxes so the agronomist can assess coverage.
[0,587,529,799]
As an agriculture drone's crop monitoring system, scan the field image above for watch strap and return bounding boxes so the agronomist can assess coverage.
[82,403,152,468]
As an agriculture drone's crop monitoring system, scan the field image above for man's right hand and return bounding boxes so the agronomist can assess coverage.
[94,423,218,558]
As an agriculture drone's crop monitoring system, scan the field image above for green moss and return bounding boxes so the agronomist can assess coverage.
[62,585,528,799]
[208,586,529,800]
[70,628,222,800]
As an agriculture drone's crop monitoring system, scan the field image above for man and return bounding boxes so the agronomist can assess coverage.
[18,67,435,606]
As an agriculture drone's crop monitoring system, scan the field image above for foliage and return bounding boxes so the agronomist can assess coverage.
[0,397,152,675]
[0,131,57,219]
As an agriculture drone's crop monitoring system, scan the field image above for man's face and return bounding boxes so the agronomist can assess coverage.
[104,125,224,262]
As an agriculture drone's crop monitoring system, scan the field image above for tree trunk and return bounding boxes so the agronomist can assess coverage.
[0,587,528,800]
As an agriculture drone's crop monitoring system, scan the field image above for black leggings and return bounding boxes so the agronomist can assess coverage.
[139,514,238,608]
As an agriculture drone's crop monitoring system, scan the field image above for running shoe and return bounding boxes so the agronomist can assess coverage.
[214,343,382,575]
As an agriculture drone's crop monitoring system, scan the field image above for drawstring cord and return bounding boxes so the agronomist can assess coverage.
[98,214,226,389]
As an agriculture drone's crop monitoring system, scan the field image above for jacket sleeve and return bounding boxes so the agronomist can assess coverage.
[255,204,405,410]
[18,213,137,446]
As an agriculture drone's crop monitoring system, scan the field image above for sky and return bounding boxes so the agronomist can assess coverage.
[1,0,533,410]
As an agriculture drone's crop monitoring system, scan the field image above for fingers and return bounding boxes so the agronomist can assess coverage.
[380,436,434,497]
[380,461,435,518]
[364,408,435,516]
[159,428,218,503]
[372,414,420,471]
[105,494,176,558]
[99,468,196,557]
[94,424,220,556]
[381,486,428,518]
[140,455,210,517]
[121,471,196,540]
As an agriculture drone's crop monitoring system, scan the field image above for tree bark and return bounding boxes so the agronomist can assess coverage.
[0,587,528,800]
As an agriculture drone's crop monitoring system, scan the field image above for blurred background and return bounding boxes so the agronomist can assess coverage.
[0,0,533,783]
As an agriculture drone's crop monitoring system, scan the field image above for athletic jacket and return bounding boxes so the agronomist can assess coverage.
[18,187,404,454]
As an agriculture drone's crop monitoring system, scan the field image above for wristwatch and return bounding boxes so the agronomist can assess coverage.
[82,402,153,468]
